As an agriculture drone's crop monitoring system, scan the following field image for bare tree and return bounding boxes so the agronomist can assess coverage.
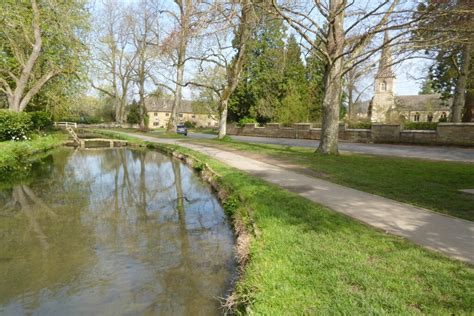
[91,0,136,123]
[157,0,200,131]
[130,0,161,128]
[180,0,256,138]
[271,0,425,154]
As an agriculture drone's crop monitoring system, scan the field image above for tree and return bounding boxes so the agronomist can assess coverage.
[90,1,134,123]
[413,0,474,122]
[306,48,326,122]
[273,0,419,154]
[127,100,141,124]
[277,34,309,124]
[0,0,89,113]
[130,0,160,128]
[179,0,256,139]
[230,11,286,123]
[419,76,435,95]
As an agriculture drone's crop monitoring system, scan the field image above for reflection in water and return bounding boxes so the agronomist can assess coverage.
[0,148,235,315]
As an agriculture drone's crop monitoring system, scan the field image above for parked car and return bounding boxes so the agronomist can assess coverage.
[176,124,188,136]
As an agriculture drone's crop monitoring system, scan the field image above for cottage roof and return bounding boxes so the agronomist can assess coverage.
[353,94,451,115]
[395,94,451,111]
[145,97,197,113]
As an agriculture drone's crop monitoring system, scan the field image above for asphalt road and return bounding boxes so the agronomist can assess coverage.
[187,133,474,163]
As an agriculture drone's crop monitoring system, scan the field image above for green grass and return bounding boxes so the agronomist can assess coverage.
[189,127,218,134]
[102,131,474,314]
[0,132,67,170]
[191,139,474,221]
[153,142,474,315]
[108,127,187,139]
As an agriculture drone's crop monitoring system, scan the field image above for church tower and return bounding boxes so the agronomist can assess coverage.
[371,31,396,123]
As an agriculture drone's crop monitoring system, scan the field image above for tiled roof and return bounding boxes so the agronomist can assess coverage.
[146,97,196,113]
[353,94,451,114]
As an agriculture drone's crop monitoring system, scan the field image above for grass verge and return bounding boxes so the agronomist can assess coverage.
[0,132,67,173]
[190,138,474,221]
[103,131,474,314]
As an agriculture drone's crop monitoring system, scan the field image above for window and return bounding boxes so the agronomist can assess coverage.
[192,115,196,118]
[414,112,420,122]
[441,112,447,119]
[381,81,387,91]
[154,112,158,116]
[179,113,183,118]
[208,115,211,119]
[427,113,433,122]
[153,122,159,126]
[208,122,211,126]
[166,113,169,117]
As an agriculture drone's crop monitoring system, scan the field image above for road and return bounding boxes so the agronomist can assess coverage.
[188,133,474,163]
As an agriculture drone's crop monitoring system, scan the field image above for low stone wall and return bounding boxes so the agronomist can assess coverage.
[227,122,474,147]
[77,122,140,129]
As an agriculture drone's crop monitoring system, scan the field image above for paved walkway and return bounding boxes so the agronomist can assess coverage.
[121,132,474,264]
[188,133,474,163]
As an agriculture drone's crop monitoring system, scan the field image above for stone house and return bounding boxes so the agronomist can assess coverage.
[353,31,451,123]
[146,97,218,129]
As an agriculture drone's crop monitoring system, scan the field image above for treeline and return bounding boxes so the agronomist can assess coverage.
[228,19,326,126]
[1,0,472,154]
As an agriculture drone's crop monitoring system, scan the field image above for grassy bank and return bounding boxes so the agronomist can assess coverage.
[189,138,474,221]
[103,131,474,314]
[0,132,67,172]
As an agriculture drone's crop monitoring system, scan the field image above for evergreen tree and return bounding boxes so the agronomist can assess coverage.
[419,76,435,95]
[306,46,326,122]
[127,100,141,124]
[277,34,309,124]
[229,12,286,123]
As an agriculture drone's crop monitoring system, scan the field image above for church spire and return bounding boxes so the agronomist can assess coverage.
[376,30,395,78]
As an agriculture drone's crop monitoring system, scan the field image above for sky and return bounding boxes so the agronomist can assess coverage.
[89,0,429,101]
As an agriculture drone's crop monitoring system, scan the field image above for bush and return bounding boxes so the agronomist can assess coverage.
[30,111,53,130]
[0,110,33,141]
[347,121,372,129]
[403,122,438,130]
[61,115,101,124]
[183,121,196,128]
[238,117,257,127]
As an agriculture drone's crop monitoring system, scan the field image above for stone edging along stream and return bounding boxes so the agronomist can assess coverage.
[142,142,254,312]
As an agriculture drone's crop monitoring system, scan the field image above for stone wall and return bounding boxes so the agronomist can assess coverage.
[77,122,140,129]
[227,122,474,147]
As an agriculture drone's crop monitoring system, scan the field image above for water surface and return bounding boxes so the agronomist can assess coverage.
[0,148,235,315]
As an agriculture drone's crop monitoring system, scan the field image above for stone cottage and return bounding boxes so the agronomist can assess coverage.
[146,96,218,129]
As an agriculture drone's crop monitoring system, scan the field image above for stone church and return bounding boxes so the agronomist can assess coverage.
[353,32,451,123]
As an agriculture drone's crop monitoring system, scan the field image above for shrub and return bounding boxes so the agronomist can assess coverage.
[30,111,53,130]
[403,122,438,130]
[0,110,33,141]
[349,122,372,129]
[183,120,196,128]
[238,117,257,127]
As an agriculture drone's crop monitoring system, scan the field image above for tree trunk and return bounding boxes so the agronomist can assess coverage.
[138,62,146,129]
[218,98,228,139]
[216,0,252,139]
[168,60,184,131]
[452,44,471,122]
[463,89,474,122]
[167,0,190,132]
[317,0,345,155]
